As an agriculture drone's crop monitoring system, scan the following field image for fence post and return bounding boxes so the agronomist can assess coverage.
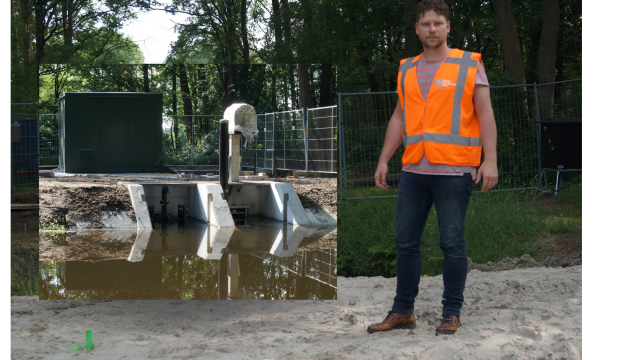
[283,113,287,171]
[37,106,40,172]
[332,107,335,173]
[338,93,346,200]
[303,108,308,172]
[272,113,276,176]
[533,82,543,180]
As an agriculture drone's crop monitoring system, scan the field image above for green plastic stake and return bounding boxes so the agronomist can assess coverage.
[86,330,93,350]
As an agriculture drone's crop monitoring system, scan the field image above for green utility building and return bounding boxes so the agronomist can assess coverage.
[59,92,168,173]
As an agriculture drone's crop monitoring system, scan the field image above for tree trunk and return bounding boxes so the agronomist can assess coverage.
[288,65,297,109]
[490,0,526,83]
[271,67,277,110]
[297,64,311,111]
[240,0,250,64]
[404,0,421,57]
[20,0,33,65]
[62,0,74,47]
[179,64,194,145]
[172,67,178,150]
[143,64,150,92]
[252,64,267,107]
[271,0,284,62]
[319,64,332,107]
[538,0,560,118]
[282,0,293,62]
[34,0,45,93]
[222,63,236,110]
[197,64,210,134]
[224,0,236,64]
[357,47,384,127]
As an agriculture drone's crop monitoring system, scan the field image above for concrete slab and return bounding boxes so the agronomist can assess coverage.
[127,185,152,230]
[210,200,236,227]
[196,226,235,260]
[262,182,310,226]
[305,208,337,226]
[68,211,137,230]
[193,184,235,227]
[270,224,310,257]
[128,230,153,262]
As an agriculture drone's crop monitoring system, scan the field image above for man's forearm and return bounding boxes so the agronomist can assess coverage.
[478,109,497,164]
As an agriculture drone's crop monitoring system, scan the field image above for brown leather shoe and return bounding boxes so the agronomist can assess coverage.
[435,315,461,335]
[367,311,416,333]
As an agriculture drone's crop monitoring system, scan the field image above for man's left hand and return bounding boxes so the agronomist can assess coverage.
[475,162,498,192]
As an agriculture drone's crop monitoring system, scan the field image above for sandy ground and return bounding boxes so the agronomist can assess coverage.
[12,265,580,360]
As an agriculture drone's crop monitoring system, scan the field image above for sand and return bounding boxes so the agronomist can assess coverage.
[11,265,581,359]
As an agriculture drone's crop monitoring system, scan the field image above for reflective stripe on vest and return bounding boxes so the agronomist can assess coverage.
[398,55,421,143]
[398,49,483,166]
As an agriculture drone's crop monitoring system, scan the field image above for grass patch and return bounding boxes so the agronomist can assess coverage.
[343,185,399,199]
[11,246,39,296]
[339,182,582,277]
[39,219,69,232]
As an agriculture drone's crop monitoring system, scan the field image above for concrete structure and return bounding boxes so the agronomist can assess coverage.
[61,103,334,232]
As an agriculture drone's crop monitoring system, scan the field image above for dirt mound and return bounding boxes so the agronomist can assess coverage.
[40,185,135,227]
[275,178,337,214]
[39,232,136,262]
[469,253,582,272]
[296,230,337,251]
[64,186,135,223]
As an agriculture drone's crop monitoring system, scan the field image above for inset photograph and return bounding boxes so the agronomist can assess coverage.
[38,63,338,300]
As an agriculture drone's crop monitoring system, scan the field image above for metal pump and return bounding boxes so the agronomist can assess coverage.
[152,186,185,225]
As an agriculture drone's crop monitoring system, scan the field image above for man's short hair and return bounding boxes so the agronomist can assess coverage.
[415,0,451,23]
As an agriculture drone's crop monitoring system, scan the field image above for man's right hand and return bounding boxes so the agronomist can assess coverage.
[374,162,389,190]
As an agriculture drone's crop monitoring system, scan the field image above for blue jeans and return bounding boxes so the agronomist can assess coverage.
[391,171,473,317]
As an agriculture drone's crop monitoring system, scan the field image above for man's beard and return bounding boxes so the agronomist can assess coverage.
[421,36,446,50]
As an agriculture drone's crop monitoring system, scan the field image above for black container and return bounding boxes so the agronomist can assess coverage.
[538,118,582,170]
[58,92,167,173]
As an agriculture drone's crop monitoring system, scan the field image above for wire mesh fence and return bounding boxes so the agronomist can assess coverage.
[11,103,39,207]
[240,107,338,174]
[307,106,339,173]
[338,79,582,200]
[38,106,338,175]
[250,248,337,290]
[162,115,223,167]
[39,114,59,169]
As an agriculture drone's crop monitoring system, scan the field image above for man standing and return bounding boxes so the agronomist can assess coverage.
[367,0,498,335]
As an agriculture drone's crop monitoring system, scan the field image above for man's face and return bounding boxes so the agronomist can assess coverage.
[415,10,450,51]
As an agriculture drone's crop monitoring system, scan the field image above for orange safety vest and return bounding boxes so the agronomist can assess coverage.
[397,49,483,167]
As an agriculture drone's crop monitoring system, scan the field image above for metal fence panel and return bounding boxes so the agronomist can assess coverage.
[39,106,338,175]
[162,115,223,167]
[12,103,39,206]
[39,114,59,169]
[240,113,274,173]
[307,106,338,173]
[338,79,582,200]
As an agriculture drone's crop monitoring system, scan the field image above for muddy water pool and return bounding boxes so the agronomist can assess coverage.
[39,217,336,300]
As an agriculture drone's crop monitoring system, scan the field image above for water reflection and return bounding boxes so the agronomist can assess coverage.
[39,218,336,300]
